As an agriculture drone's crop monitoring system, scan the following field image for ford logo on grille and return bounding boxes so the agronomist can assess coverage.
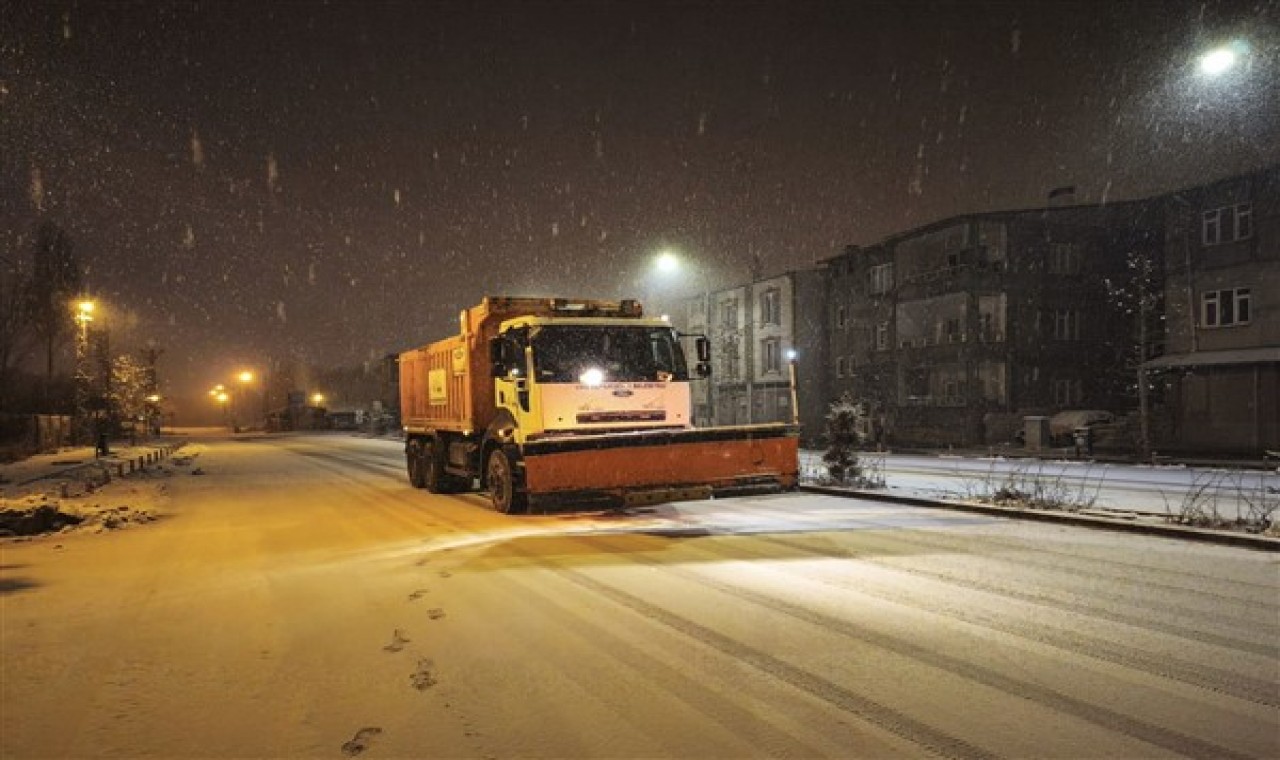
[612,389,634,397]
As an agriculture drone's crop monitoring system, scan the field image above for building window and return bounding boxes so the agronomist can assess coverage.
[869,263,894,294]
[1051,378,1081,406]
[723,341,740,381]
[759,287,781,326]
[1202,204,1253,245]
[1048,243,1081,274]
[1201,288,1251,328]
[1051,309,1080,341]
[942,317,964,343]
[835,356,846,378]
[875,321,890,351]
[836,305,847,329]
[762,337,782,374]
[720,299,738,330]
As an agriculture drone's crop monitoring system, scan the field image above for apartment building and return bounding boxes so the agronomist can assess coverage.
[824,200,1163,446]
[680,269,827,441]
[1146,164,1279,453]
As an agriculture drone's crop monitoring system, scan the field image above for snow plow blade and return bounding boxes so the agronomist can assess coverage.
[520,423,798,509]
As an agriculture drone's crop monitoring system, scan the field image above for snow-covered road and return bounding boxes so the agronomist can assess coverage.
[3,433,1277,758]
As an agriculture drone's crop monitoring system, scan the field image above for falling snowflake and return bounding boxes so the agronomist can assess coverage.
[29,166,43,211]
[191,129,205,170]
[267,153,279,192]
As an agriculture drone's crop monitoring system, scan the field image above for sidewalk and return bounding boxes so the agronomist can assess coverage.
[0,437,185,494]
[892,443,1280,472]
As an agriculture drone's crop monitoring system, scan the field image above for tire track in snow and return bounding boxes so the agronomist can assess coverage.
[520,551,999,760]
[738,503,1277,657]
[569,533,1257,760]
[802,497,1279,602]
[457,562,840,758]
[696,532,1280,709]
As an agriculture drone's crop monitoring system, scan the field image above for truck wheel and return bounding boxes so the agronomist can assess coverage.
[406,439,427,489]
[486,448,527,514]
[425,437,467,494]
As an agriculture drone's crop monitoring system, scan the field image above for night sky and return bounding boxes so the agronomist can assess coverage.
[3,1,1278,417]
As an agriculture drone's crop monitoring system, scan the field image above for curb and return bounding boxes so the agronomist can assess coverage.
[799,484,1280,552]
[14,443,185,488]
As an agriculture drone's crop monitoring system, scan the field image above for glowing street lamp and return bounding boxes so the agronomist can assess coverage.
[75,300,95,327]
[655,249,680,274]
[651,249,719,426]
[72,299,100,445]
[311,392,325,406]
[1197,41,1248,77]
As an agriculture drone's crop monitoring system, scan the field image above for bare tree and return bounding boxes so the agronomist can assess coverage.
[0,252,32,410]
[27,221,81,409]
[1103,247,1163,460]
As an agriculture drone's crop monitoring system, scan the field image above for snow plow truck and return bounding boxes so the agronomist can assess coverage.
[399,296,799,513]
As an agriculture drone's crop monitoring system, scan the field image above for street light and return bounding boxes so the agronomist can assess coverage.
[1197,41,1248,77]
[311,392,325,406]
[651,249,717,426]
[73,299,97,445]
[786,349,799,427]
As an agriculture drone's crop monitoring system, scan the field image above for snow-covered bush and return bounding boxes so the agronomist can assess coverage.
[821,395,884,487]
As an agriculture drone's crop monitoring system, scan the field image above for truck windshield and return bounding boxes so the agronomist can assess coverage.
[530,325,689,383]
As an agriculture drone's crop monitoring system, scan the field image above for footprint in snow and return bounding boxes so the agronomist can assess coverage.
[407,589,429,601]
[427,608,446,620]
[341,727,382,756]
[410,659,438,691]
[383,629,411,653]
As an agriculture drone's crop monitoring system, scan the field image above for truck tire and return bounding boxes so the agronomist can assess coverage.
[425,437,468,494]
[406,439,428,489]
[486,448,527,514]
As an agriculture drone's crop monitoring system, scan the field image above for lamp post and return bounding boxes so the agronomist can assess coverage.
[786,349,800,426]
[236,369,260,431]
[73,300,95,445]
[653,249,717,426]
[210,385,231,429]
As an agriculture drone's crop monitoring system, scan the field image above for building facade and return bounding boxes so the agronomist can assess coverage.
[1146,165,1280,453]
[678,165,1275,455]
[824,201,1162,447]
[680,269,827,443]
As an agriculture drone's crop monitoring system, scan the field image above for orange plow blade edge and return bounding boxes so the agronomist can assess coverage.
[520,423,799,508]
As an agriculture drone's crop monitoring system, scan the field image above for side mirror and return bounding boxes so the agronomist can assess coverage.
[695,335,711,363]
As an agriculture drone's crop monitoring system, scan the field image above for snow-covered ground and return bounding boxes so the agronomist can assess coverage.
[0,439,204,538]
[800,449,1280,524]
[3,433,1276,758]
